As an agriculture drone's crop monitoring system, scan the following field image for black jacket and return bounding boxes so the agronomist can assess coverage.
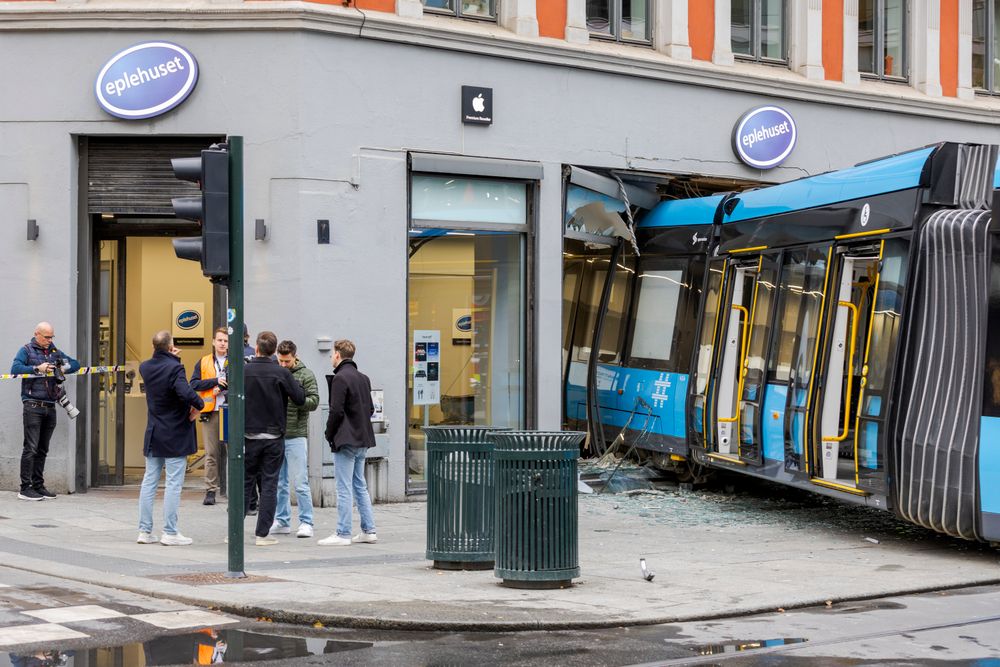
[325,359,376,452]
[139,350,204,458]
[245,356,306,437]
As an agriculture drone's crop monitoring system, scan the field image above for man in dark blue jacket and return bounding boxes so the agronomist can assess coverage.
[9,322,80,501]
[137,331,204,546]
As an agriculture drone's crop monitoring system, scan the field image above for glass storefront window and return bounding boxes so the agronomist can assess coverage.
[407,174,528,489]
[565,185,628,239]
[412,175,526,226]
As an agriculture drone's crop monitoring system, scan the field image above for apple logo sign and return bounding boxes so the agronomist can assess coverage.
[461,85,492,125]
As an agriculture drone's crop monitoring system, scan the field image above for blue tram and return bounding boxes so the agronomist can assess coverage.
[564,142,1000,544]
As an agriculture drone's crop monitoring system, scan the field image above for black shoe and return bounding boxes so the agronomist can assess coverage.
[203,491,216,506]
[18,488,43,501]
[247,508,258,516]
[35,487,56,500]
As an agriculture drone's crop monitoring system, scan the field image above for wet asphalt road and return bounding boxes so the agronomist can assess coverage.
[2,564,1000,666]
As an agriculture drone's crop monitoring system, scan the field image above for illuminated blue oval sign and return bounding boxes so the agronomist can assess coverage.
[456,315,473,332]
[176,310,201,331]
[95,42,199,120]
[732,106,797,169]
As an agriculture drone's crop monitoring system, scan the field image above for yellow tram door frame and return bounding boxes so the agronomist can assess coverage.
[810,234,886,496]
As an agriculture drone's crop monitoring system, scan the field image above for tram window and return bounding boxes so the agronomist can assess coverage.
[627,257,704,372]
[768,248,829,387]
[694,263,726,394]
[863,241,908,404]
[984,243,1000,416]
[631,268,683,362]
[743,266,778,391]
[562,260,582,366]
[572,257,634,364]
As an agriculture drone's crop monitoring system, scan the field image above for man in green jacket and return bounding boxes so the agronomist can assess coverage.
[271,340,320,538]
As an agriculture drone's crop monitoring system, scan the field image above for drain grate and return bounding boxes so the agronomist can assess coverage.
[151,572,285,586]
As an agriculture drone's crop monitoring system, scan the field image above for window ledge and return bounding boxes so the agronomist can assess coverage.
[4,1,1000,125]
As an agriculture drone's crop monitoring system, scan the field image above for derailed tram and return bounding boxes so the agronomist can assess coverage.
[564,142,1000,545]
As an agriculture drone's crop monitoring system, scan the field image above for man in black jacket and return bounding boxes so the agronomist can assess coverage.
[318,339,377,546]
[244,331,306,546]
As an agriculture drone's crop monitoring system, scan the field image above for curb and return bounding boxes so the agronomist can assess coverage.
[4,551,1000,632]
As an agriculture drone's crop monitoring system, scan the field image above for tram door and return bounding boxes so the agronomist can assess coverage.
[810,239,906,491]
[706,253,772,464]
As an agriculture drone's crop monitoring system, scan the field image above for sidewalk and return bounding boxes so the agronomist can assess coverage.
[0,482,998,631]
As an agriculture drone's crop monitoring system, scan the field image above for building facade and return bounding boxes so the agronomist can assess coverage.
[1,0,999,500]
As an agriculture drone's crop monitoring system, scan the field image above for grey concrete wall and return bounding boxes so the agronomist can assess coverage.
[2,27,1000,497]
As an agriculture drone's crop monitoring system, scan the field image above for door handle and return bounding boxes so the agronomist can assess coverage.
[719,304,750,424]
[823,300,859,443]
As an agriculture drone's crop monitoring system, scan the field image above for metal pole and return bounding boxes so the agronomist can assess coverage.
[226,136,245,578]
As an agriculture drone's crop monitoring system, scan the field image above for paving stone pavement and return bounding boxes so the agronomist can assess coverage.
[0,575,237,650]
[0,482,998,631]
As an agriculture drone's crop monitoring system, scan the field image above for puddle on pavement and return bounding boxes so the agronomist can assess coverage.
[690,637,807,656]
[9,628,372,665]
[800,600,907,614]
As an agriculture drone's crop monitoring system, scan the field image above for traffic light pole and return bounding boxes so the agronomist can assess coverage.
[226,136,246,578]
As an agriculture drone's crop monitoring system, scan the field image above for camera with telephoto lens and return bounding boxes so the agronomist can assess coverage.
[49,357,80,419]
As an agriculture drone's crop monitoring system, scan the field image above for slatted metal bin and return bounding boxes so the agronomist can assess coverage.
[423,426,508,570]
[492,431,586,589]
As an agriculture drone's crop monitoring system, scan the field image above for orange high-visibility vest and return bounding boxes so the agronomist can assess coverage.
[198,354,226,412]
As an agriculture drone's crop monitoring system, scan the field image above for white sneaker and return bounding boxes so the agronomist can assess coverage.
[317,534,351,546]
[160,533,193,546]
[137,532,158,544]
[296,524,314,538]
[255,535,279,546]
[269,522,291,535]
[351,532,377,544]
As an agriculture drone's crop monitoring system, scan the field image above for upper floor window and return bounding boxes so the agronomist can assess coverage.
[973,0,1000,93]
[422,0,495,21]
[731,0,787,63]
[587,0,651,43]
[858,0,907,81]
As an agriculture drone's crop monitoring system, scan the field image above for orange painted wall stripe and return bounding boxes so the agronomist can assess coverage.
[940,0,959,97]
[300,0,395,10]
[822,0,844,81]
[538,0,567,39]
[355,0,395,10]
[689,0,714,61]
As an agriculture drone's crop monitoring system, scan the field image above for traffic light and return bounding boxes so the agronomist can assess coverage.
[171,145,230,283]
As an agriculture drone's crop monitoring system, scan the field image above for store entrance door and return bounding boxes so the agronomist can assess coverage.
[91,221,216,486]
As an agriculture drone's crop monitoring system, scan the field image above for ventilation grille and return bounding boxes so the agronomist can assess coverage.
[86,136,223,216]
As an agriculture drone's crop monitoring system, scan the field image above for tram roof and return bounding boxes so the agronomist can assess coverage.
[724,146,936,222]
[641,145,946,229]
[637,194,725,228]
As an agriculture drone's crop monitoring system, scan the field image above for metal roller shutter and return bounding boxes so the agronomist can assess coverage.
[86,136,224,216]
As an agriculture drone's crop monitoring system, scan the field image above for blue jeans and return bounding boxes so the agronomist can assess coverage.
[275,436,314,527]
[138,456,187,536]
[333,446,376,538]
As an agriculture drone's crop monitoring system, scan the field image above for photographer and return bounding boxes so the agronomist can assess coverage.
[9,322,80,501]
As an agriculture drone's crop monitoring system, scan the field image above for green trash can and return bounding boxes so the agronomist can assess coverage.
[423,426,508,570]
[492,430,586,589]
